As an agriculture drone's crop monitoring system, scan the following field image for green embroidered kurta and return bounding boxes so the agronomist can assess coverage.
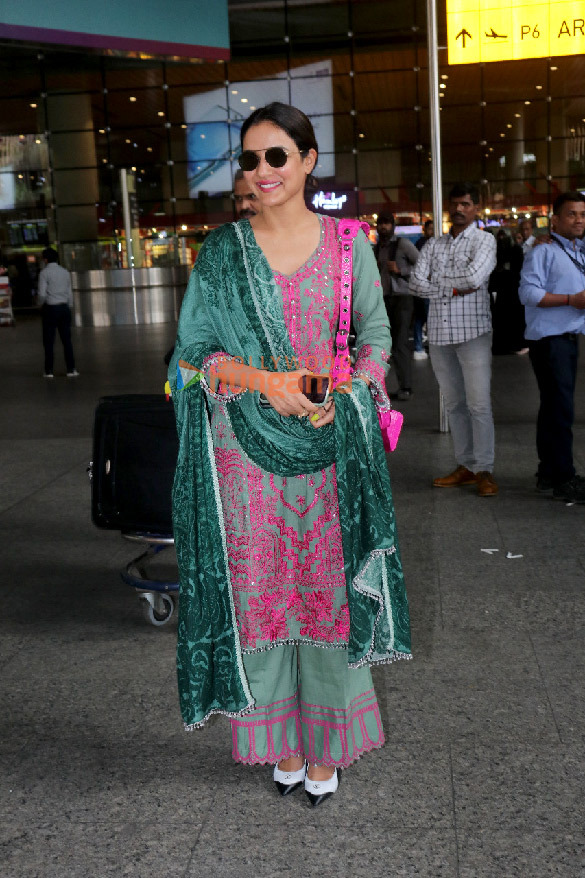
[169,215,411,730]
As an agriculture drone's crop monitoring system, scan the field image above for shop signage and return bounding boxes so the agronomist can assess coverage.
[447,0,585,64]
[311,191,348,210]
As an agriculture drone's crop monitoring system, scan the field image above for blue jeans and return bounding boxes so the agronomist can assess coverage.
[528,334,578,485]
[430,332,495,473]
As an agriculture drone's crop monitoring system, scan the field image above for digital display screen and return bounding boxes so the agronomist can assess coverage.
[183,60,334,196]
[7,220,49,248]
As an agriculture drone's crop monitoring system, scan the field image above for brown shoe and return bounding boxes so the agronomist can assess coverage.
[476,471,499,496]
[433,466,479,488]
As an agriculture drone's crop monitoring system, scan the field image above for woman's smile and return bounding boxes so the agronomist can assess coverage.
[256,180,282,193]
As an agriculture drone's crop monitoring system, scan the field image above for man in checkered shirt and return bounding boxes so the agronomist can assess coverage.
[410,182,498,497]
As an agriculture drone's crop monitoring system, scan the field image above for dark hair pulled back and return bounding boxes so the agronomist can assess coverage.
[240,102,319,162]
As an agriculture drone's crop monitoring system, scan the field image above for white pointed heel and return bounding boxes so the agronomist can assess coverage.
[304,767,341,807]
[273,761,306,796]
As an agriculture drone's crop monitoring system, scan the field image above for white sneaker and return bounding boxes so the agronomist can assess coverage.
[43,373,54,378]
[413,350,428,360]
[66,370,80,377]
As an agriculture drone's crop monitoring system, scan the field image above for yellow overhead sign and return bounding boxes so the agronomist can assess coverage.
[447,0,585,64]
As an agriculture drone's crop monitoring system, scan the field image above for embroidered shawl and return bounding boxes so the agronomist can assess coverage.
[169,219,411,729]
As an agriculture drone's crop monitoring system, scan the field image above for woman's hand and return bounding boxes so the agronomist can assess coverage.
[262,368,321,418]
[309,399,335,428]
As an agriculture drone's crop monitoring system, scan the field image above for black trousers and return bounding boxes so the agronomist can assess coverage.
[42,303,75,374]
[385,294,414,392]
[528,334,579,485]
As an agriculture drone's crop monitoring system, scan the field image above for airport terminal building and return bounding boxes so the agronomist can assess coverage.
[1,0,584,315]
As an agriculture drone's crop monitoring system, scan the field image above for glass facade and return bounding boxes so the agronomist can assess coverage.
[1,0,584,273]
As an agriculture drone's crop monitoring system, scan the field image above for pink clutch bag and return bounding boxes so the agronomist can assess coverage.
[378,408,404,453]
[333,220,403,453]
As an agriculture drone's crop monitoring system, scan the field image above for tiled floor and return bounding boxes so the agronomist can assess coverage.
[1,313,584,877]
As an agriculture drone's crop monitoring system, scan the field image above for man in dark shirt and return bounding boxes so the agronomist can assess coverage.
[37,247,78,378]
[413,219,434,358]
[375,213,419,400]
[415,219,434,251]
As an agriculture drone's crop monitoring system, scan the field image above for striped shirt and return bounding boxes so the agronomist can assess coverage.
[409,224,496,345]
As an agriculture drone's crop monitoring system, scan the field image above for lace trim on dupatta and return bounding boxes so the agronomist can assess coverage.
[345,386,412,669]
[181,396,256,731]
[233,221,279,362]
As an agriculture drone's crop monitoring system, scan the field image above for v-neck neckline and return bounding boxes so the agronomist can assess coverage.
[243,214,325,280]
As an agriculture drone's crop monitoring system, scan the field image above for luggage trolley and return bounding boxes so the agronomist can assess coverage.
[89,394,180,627]
[120,532,178,627]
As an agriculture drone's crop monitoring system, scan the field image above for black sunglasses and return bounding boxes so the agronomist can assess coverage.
[238,146,304,172]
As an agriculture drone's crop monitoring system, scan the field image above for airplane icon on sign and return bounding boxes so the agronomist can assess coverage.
[485,27,508,39]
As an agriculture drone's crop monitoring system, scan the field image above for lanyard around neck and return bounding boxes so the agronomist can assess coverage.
[551,234,585,278]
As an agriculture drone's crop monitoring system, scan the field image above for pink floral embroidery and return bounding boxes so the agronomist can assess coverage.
[214,445,349,649]
[269,472,327,518]
[374,280,381,287]
[247,590,290,642]
[287,586,350,644]
[355,311,364,321]
[208,215,375,652]
[355,353,386,386]
[274,216,340,368]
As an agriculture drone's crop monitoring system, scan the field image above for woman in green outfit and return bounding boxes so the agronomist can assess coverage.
[168,102,411,806]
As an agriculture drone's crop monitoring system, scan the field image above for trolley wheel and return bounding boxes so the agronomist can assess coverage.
[142,592,175,627]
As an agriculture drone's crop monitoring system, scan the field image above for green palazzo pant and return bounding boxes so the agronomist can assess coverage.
[230,645,385,768]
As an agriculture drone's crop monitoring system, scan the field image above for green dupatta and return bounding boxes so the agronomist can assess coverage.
[169,219,411,730]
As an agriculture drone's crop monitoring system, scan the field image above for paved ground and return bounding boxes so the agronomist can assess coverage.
[1,313,584,877]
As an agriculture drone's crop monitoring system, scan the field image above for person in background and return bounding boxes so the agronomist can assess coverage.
[375,213,419,400]
[415,218,434,252]
[519,219,536,255]
[518,190,585,503]
[233,168,260,220]
[37,247,78,378]
[412,219,433,360]
[409,182,498,497]
[490,228,526,355]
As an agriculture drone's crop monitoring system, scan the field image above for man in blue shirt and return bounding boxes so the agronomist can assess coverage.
[519,191,585,503]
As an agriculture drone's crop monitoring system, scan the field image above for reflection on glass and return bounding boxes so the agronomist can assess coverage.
[183,60,335,195]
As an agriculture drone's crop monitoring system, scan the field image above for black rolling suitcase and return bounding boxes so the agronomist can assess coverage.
[91,394,178,534]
